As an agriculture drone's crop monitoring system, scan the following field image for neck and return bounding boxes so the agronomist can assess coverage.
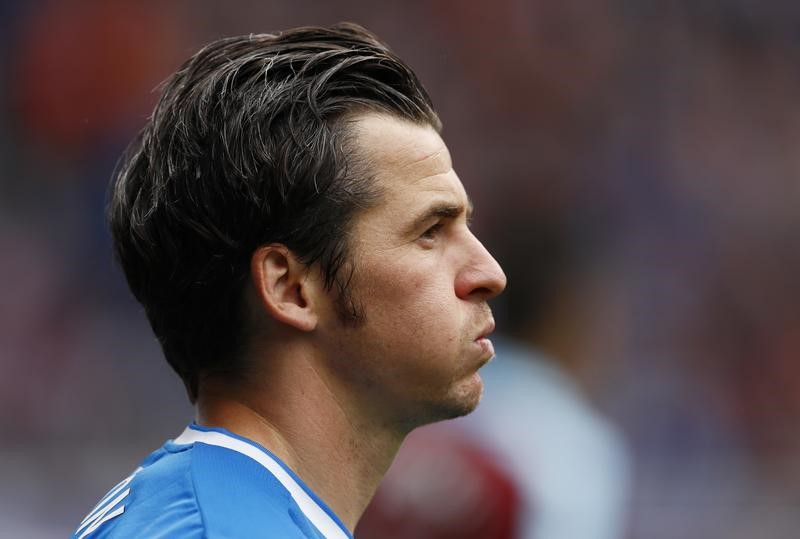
[195,345,406,532]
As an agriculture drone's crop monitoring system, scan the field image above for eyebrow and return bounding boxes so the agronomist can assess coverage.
[405,197,474,235]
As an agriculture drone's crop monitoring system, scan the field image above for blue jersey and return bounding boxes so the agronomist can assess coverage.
[70,424,353,539]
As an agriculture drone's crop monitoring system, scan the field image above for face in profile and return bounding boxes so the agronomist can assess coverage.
[315,112,507,428]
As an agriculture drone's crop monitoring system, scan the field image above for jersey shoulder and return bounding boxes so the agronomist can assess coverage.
[71,443,201,539]
[71,435,323,538]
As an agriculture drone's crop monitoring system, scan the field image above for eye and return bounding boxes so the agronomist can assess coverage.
[420,222,444,242]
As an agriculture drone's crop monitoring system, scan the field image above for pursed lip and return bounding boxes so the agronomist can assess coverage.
[474,319,497,360]
[475,319,496,342]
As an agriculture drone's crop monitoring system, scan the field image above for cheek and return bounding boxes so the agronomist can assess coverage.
[363,265,462,342]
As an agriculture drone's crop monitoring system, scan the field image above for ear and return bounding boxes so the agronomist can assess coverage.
[250,244,319,332]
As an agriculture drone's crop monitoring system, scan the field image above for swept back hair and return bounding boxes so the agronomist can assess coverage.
[109,23,440,400]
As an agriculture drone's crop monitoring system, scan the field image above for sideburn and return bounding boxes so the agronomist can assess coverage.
[332,266,367,327]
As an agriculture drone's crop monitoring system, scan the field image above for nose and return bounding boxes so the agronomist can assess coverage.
[454,233,507,302]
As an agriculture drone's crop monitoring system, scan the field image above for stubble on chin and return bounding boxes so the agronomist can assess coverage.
[411,375,485,428]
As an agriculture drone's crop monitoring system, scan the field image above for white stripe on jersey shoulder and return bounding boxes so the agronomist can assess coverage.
[173,426,351,539]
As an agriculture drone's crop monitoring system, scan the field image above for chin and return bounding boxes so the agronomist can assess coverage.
[420,374,485,425]
[449,383,484,418]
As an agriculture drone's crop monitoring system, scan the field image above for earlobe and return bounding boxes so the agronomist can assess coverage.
[250,245,318,332]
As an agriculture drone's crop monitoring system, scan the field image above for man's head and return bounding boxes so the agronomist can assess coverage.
[110,24,439,400]
[111,23,505,421]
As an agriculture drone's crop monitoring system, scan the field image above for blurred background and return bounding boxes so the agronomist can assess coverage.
[2,1,800,537]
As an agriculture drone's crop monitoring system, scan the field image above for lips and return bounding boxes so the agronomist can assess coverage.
[475,319,496,342]
[474,319,496,358]
[475,336,495,358]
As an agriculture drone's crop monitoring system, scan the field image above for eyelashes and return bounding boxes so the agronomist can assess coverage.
[420,222,444,240]
[418,215,474,245]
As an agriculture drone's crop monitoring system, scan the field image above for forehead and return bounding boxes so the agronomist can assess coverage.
[353,113,450,171]
[349,113,468,213]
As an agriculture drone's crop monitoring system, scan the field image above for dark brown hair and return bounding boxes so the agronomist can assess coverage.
[109,23,440,400]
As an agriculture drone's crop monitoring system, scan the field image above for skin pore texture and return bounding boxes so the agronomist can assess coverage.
[196,112,506,532]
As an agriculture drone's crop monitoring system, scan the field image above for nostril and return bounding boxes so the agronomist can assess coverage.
[470,286,498,301]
